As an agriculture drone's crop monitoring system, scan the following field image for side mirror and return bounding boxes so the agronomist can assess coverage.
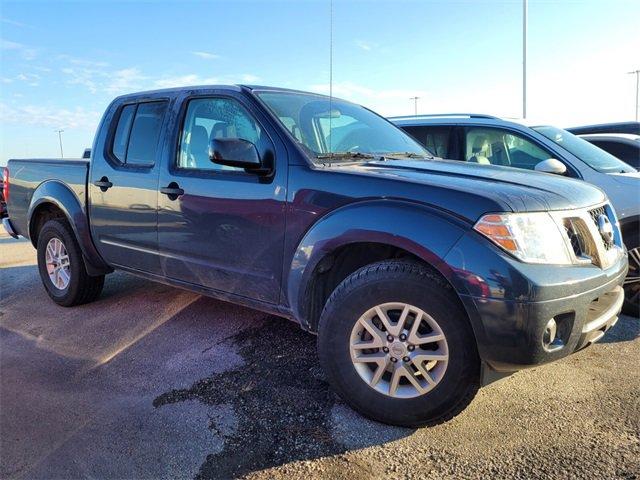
[534,158,567,175]
[209,138,263,171]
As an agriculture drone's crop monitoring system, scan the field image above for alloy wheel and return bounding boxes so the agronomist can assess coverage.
[45,237,71,290]
[349,302,449,398]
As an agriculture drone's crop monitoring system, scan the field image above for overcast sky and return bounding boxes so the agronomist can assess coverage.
[1,0,639,162]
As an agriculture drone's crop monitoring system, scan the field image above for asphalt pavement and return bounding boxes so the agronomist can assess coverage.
[1,230,638,479]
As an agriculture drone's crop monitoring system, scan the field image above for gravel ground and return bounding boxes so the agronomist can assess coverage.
[1,230,638,479]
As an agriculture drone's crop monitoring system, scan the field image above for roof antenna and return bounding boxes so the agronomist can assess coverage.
[329,0,333,157]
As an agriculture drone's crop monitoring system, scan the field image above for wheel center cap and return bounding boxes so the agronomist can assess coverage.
[389,342,406,357]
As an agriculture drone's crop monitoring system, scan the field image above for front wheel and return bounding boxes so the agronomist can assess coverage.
[623,231,639,317]
[37,219,105,307]
[317,260,480,427]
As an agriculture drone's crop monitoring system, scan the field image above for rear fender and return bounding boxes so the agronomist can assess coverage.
[28,181,111,275]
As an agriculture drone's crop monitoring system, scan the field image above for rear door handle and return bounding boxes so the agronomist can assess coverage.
[160,182,184,200]
[93,176,113,192]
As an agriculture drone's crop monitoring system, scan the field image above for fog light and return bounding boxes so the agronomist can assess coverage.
[543,318,557,347]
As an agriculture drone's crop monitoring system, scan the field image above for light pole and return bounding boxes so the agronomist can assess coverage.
[522,0,528,119]
[629,70,640,121]
[410,96,420,116]
[55,129,64,158]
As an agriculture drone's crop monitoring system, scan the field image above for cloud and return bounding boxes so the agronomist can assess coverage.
[355,40,377,51]
[153,73,260,89]
[1,38,37,60]
[57,54,109,68]
[105,68,147,94]
[1,18,34,28]
[154,74,218,89]
[191,51,220,60]
[0,102,102,130]
[61,67,101,93]
[309,81,426,101]
[307,81,429,117]
[1,72,40,86]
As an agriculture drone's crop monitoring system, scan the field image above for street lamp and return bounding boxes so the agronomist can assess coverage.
[410,96,420,116]
[55,129,64,158]
[628,70,640,121]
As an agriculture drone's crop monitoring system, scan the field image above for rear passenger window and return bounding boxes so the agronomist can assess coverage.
[401,126,451,158]
[111,101,168,166]
[112,105,136,163]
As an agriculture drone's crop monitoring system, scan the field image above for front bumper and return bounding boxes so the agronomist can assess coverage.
[2,217,19,239]
[459,259,627,374]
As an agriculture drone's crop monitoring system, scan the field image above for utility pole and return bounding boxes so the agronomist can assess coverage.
[55,129,64,158]
[410,96,420,116]
[629,70,640,121]
[522,0,528,119]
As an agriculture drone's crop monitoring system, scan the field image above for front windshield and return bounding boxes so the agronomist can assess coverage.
[256,91,430,162]
[533,125,635,174]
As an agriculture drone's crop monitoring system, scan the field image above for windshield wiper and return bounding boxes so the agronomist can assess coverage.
[316,152,378,161]
[377,151,434,159]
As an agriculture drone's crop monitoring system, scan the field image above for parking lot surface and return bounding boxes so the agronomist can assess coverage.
[1,230,639,479]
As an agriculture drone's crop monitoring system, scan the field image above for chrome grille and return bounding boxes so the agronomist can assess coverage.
[588,206,614,250]
[556,203,620,268]
[564,222,584,257]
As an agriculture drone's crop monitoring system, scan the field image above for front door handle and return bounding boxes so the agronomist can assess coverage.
[160,182,184,200]
[93,176,113,192]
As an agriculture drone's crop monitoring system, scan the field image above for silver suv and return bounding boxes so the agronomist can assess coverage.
[390,114,639,316]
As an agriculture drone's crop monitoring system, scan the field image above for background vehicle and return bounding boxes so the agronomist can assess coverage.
[576,134,640,169]
[3,86,628,427]
[567,121,640,136]
[392,114,639,316]
[1,167,7,219]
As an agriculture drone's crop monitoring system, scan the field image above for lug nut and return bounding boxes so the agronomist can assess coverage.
[390,357,398,363]
[387,335,394,342]
[408,345,415,351]
[382,346,389,353]
[403,356,410,362]
[399,334,407,341]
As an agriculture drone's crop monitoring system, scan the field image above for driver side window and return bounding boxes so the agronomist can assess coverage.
[178,97,261,171]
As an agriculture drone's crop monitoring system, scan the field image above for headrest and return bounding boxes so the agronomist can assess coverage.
[190,125,209,149]
[472,135,488,153]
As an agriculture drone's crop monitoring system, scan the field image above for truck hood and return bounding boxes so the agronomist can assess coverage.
[333,158,606,215]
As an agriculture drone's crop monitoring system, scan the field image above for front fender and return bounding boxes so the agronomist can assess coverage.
[28,181,111,275]
[286,199,471,325]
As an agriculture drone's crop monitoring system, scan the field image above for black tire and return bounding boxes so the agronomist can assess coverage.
[36,219,105,307]
[318,260,480,427]
[622,231,639,317]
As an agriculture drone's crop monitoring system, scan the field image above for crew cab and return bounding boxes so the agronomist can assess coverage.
[3,86,628,427]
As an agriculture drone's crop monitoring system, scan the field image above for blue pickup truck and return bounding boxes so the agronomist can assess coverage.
[3,85,628,427]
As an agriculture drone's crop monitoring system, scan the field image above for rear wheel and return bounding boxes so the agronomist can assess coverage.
[317,260,480,427]
[37,219,104,307]
[623,231,639,317]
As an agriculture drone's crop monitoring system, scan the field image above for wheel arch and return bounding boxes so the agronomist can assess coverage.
[28,181,111,275]
[286,199,473,331]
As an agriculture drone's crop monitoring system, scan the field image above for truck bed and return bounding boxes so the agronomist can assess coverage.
[6,159,89,239]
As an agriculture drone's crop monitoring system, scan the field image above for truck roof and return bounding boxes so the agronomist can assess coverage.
[113,84,336,101]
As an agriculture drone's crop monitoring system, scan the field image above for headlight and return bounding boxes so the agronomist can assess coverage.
[474,212,573,264]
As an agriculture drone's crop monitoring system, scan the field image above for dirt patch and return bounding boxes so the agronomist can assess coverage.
[153,318,345,478]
